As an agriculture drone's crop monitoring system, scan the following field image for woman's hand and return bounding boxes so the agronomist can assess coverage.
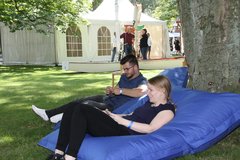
[105,110,125,124]
[102,109,110,115]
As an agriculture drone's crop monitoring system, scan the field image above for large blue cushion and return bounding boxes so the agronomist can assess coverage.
[170,87,240,153]
[38,87,240,159]
[160,67,188,88]
[39,129,187,160]
[113,95,149,114]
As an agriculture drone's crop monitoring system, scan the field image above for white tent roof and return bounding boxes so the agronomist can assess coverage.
[85,0,165,25]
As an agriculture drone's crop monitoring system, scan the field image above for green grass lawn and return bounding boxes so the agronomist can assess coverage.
[0,66,239,160]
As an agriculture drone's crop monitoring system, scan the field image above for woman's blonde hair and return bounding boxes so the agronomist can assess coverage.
[148,75,172,100]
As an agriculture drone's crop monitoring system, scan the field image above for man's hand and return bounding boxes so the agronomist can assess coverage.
[105,86,114,95]
[106,86,122,95]
[112,87,122,95]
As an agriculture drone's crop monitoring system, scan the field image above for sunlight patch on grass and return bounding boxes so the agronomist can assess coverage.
[141,69,163,79]
[0,98,8,105]
[47,92,77,100]
[85,82,107,88]
[0,136,14,144]
[53,82,65,87]
[1,81,23,87]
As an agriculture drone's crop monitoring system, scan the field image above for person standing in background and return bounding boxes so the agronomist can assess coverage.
[111,32,117,62]
[147,33,152,59]
[120,26,135,56]
[174,38,181,54]
[139,29,148,60]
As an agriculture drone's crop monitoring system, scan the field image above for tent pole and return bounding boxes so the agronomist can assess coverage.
[115,0,121,65]
[133,2,142,57]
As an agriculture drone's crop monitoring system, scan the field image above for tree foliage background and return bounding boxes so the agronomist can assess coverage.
[152,0,179,28]
[0,0,90,34]
[0,0,177,33]
[92,0,103,10]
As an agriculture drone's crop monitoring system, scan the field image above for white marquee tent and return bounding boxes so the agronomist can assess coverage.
[57,0,170,64]
[0,0,170,65]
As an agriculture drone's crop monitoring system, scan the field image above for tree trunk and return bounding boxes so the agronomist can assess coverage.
[178,0,240,92]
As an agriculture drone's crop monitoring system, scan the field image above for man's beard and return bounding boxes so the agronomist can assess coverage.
[126,73,134,80]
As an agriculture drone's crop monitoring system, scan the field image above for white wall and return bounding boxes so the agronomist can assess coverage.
[2,27,56,65]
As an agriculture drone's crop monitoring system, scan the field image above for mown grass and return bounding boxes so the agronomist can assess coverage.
[0,66,239,160]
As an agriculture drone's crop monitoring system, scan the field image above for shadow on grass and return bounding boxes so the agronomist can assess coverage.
[0,66,114,159]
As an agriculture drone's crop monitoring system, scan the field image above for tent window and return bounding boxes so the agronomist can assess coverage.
[97,26,111,56]
[66,26,82,57]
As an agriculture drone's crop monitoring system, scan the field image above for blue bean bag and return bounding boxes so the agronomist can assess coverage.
[160,67,188,88]
[38,87,240,159]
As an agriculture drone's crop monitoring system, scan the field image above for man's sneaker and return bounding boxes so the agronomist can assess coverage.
[50,113,63,123]
[46,153,65,160]
[32,105,49,121]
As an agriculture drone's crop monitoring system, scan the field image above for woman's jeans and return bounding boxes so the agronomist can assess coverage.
[141,47,148,60]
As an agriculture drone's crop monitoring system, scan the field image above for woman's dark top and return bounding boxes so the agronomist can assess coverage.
[140,34,148,48]
[123,101,175,134]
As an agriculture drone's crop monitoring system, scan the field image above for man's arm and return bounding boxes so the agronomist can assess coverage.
[120,33,124,39]
[113,84,148,97]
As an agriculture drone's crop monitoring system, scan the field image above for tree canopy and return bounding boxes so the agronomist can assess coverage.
[0,0,179,33]
[92,0,103,10]
[152,0,179,28]
[0,0,90,34]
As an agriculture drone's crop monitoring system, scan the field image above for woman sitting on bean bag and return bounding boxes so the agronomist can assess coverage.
[47,75,176,160]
